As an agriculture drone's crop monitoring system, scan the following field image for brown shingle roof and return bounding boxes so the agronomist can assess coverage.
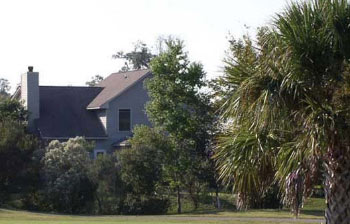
[87,69,151,109]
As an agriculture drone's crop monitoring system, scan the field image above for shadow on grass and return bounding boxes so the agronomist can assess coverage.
[178,208,231,215]
[167,193,237,215]
[300,209,324,217]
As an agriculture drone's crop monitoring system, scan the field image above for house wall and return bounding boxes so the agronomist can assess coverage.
[94,77,152,152]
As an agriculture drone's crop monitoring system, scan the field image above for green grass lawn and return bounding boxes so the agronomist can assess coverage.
[167,193,325,219]
[0,197,325,224]
[0,209,324,224]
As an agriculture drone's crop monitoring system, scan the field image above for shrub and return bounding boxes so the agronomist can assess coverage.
[121,194,170,215]
[88,154,122,214]
[117,125,171,214]
[42,137,95,213]
[0,99,37,205]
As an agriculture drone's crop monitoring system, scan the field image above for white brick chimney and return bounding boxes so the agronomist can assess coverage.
[21,66,39,130]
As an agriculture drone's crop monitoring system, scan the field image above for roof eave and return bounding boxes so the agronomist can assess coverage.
[86,107,102,110]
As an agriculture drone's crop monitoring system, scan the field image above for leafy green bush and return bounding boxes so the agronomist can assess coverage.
[117,125,171,214]
[42,137,95,213]
[259,185,283,209]
[0,98,37,205]
[121,194,170,215]
[88,154,123,214]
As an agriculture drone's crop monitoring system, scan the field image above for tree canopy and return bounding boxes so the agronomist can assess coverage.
[113,41,154,72]
[86,75,104,87]
[146,38,215,213]
[214,0,350,222]
[0,78,10,98]
[0,98,37,204]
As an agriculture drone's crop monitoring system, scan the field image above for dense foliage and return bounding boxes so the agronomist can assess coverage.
[117,125,171,214]
[213,0,350,222]
[88,153,121,214]
[146,38,215,213]
[42,137,96,213]
[212,33,283,210]
[113,41,154,72]
[31,131,172,215]
[86,75,104,87]
[119,126,166,196]
[0,78,10,98]
[5,2,350,221]
[0,98,37,204]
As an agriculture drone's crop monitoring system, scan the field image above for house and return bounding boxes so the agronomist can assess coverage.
[13,66,152,157]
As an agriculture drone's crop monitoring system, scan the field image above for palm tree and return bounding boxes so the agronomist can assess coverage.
[214,0,350,223]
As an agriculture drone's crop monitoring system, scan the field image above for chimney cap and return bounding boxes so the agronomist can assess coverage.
[28,66,34,72]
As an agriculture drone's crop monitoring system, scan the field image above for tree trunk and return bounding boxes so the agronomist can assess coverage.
[96,194,102,214]
[325,145,350,224]
[177,186,182,214]
[188,183,199,209]
[215,187,221,209]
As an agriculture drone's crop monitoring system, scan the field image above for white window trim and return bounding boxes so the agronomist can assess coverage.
[94,149,106,158]
[118,108,132,132]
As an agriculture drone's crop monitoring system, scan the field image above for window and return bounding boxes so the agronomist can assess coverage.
[96,152,104,157]
[119,109,131,131]
[94,149,106,158]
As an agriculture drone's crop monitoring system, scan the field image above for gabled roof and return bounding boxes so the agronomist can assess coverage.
[36,86,107,139]
[87,69,151,109]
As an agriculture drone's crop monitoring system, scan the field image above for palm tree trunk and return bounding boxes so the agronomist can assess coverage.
[325,146,350,224]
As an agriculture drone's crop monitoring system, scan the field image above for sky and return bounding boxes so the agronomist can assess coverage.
[0,0,287,92]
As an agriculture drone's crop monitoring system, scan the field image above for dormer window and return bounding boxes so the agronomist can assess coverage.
[119,109,131,131]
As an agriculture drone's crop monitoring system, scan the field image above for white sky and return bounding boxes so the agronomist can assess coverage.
[0,0,287,92]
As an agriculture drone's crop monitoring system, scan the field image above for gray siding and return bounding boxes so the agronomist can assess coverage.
[94,77,151,151]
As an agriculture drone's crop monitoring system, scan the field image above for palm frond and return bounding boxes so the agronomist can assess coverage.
[213,128,277,209]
